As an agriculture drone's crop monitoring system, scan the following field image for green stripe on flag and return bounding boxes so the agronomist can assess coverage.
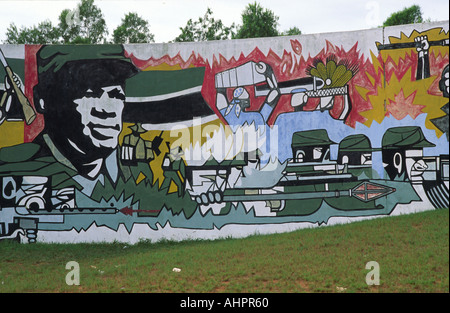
[125,67,205,98]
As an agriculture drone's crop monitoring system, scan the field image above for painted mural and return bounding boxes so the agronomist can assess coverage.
[0,21,448,243]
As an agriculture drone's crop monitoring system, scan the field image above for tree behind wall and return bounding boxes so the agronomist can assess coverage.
[282,26,302,36]
[58,0,108,44]
[3,0,155,44]
[174,8,236,42]
[4,0,108,44]
[383,4,424,26]
[4,21,60,44]
[113,12,155,44]
[233,2,280,39]
[4,0,298,44]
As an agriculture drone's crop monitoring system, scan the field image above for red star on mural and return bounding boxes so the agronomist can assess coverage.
[387,90,425,120]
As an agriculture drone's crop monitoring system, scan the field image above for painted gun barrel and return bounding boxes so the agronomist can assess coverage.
[376,39,449,51]
[0,48,36,125]
[215,61,267,88]
[18,207,118,215]
[222,190,351,202]
[255,77,325,97]
[220,181,396,203]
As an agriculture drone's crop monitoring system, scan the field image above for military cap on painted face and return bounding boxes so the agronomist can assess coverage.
[382,126,436,149]
[34,45,139,108]
[37,44,137,75]
[291,129,336,149]
[339,134,374,152]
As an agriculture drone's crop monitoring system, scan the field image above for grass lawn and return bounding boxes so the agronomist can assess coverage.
[0,208,448,293]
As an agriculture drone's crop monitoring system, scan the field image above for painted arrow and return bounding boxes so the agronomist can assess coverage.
[119,206,161,216]
[351,181,396,202]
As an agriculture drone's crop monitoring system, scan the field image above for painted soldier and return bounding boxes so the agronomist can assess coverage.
[0,45,196,221]
[32,45,139,181]
[382,126,435,181]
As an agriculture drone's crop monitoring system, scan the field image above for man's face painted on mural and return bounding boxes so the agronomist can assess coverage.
[72,85,125,150]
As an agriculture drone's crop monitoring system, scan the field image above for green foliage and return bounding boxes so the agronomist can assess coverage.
[58,9,79,44]
[3,0,303,44]
[281,26,302,36]
[234,2,280,39]
[4,20,60,44]
[174,8,236,42]
[383,4,424,27]
[58,0,108,44]
[4,0,109,44]
[113,12,155,44]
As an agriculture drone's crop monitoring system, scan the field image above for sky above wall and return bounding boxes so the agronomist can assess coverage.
[0,0,449,43]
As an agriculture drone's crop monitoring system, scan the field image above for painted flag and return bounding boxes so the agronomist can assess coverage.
[123,67,215,126]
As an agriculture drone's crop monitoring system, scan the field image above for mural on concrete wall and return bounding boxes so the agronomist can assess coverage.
[0,22,448,243]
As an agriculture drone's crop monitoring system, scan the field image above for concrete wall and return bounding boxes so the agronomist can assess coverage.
[0,21,448,243]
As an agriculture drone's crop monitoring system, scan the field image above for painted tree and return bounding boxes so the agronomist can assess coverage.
[174,8,236,42]
[113,12,155,44]
[233,2,279,39]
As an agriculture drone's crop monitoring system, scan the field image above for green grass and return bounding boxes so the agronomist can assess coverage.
[0,209,448,293]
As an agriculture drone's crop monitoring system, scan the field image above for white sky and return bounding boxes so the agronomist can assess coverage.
[0,0,449,43]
